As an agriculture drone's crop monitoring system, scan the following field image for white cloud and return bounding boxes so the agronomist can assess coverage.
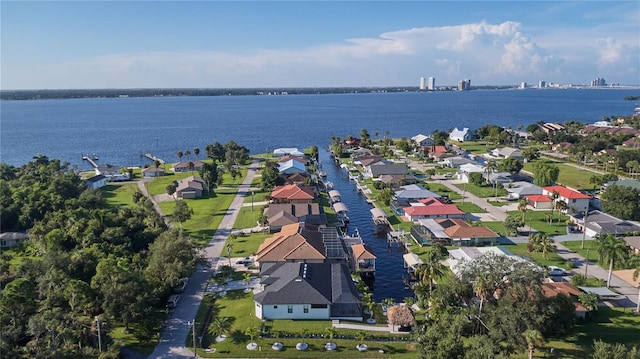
[3,20,638,89]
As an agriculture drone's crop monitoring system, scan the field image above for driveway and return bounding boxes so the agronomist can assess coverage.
[148,158,261,358]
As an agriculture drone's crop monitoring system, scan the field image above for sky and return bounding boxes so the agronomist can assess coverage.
[1,1,639,89]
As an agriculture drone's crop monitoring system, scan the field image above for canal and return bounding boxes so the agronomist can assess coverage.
[319,149,414,303]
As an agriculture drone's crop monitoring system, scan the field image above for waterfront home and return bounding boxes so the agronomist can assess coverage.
[379,174,419,188]
[622,136,640,148]
[263,203,326,232]
[95,163,121,177]
[255,223,326,266]
[86,174,107,190]
[394,184,441,202]
[171,160,204,173]
[283,172,310,185]
[278,159,307,175]
[539,122,565,134]
[542,185,591,214]
[175,175,207,199]
[541,282,588,319]
[352,154,385,167]
[503,181,543,200]
[411,133,435,147]
[0,232,29,248]
[570,210,640,238]
[350,243,376,274]
[580,125,640,137]
[447,246,518,275]
[490,147,523,160]
[364,162,408,178]
[449,127,473,142]
[141,166,165,177]
[273,148,305,158]
[403,199,466,221]
[437,218,498,246]
[254,262,362,321]
[263,203,327,233]
[410,219,451,246]
[270,184,315,204]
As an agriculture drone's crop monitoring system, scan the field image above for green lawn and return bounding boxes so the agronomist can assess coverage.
[233,206,261,229]
[454,183,507,198]
[159,189,238,246]
[561,240,601,266]
[100,183,138,207]
[523,159,598,190]
[242,190,270,203]
[455,202,486,213]
[512,210,568,235]
[501,243,569,268]
[428,183,462,200]
[225,232,271,258]
[452,141,491,154]
[145,170,195,195]
[481,221,508,236]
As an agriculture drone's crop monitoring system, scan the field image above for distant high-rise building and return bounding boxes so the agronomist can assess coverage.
[591,77,606,87]
[520,82,527,89]
[458,79,471,91]
[428,77,435,90]
[419,77,426,90]
[539,80,546,88]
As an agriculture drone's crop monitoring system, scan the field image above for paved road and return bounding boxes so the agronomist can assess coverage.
[148,158,261,359]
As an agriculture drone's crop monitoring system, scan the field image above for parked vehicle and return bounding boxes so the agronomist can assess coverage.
[173,277,189,293]
[548,266,567,276]
[166,294,180,308]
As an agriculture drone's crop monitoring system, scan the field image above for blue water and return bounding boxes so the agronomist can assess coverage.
[1,89,638,168]
[319,149,414,303]
[1,88,638,301]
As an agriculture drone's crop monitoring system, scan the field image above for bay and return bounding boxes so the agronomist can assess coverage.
[1,88,638,169]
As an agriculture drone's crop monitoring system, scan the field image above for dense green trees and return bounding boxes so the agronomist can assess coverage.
[601,185,640,221]
[0,156,198,357]
[532,162,560,187]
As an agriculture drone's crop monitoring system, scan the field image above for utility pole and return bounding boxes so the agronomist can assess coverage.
[584,248,590,277]
[188,320,197,357]
[95,316,102,353]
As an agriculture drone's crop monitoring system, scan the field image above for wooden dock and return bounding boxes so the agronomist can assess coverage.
[82,154,98,168]
[144,153,165,164]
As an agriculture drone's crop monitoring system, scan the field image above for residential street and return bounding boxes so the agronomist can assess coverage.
[147,159,260,359]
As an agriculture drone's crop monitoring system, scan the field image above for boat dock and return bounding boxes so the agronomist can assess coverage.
[82,154,99,169]
[144,153,165,164]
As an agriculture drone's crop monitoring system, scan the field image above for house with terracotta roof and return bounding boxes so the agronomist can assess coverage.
[171,160,205,173]
[437,218,498,246]
[283,172,310,185]
[175,175,207,199]
[542,185,591,214]
[142,166,165,177]
[539,123,565,134]
[525,194,554,210]
[253,261,362,321]
[255,223,326,266]
[542,282,589,319]
[622,136,640,148]
[403,199,466,221]
[270,184,315,204]
[350,243,376,274]
[263,203,326,232]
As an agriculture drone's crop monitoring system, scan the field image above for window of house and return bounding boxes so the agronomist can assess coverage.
[303,305,309,313]
[273,305,277,309]
[287,306,293,313]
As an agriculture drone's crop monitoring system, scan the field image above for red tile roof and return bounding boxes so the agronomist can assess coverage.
[435,219,497,238]
[271,184,315,201]
[525,194,552,202]
[543,185,591,199]
[404,204,465,216]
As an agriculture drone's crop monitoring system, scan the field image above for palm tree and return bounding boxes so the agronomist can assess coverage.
[578,292,599,314]
[548,191,559,224]
[596,234,629,288]
[193,147,200,159]
[535,233,556,260]
[518,197,528,222]
[185,150,191,160]
[242,272,252,293]
[473,272,494,313]
[555,200,568,226]
[414,250,446,293]
[523,329,544,359]
[245,326,259,343]
[208,317,232,338]
[484,160,497,186]
[176,151,183,161]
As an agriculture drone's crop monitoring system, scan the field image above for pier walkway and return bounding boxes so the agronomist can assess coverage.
[145,152,165,164]
[81,155,98,169]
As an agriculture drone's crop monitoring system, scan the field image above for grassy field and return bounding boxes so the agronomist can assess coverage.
[561,240,601,265]
[242,190,270,203]
[501,242,568,268]
[481,221,508,236]
[455,202,486,213]
[159,189,238,246]
[234,206,261,229]
[225,232,271,258]
[100,183,138,207]
[451,141,491,154]
[427,183,462,200]
[523,159,598,190]
[511,210,568,236]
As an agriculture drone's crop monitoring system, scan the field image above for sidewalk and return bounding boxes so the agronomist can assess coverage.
[149,158,261,359]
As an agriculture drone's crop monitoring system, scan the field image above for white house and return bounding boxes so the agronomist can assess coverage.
[457,163,485,183]
[278,160,307,175]
[253,262,362,321]
[86,174,107,189]
[411,134,435,147]
[0,232,29,248]
[490,147,523,160]
[449,127,473,142]
[542,185,591,214]
[273,148,305,158]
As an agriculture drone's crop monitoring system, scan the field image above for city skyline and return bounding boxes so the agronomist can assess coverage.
[1,1,639,90]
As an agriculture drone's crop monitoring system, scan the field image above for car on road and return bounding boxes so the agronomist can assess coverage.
[235,257,253,266]
[548,266,567,276]
[173,277,189,293]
